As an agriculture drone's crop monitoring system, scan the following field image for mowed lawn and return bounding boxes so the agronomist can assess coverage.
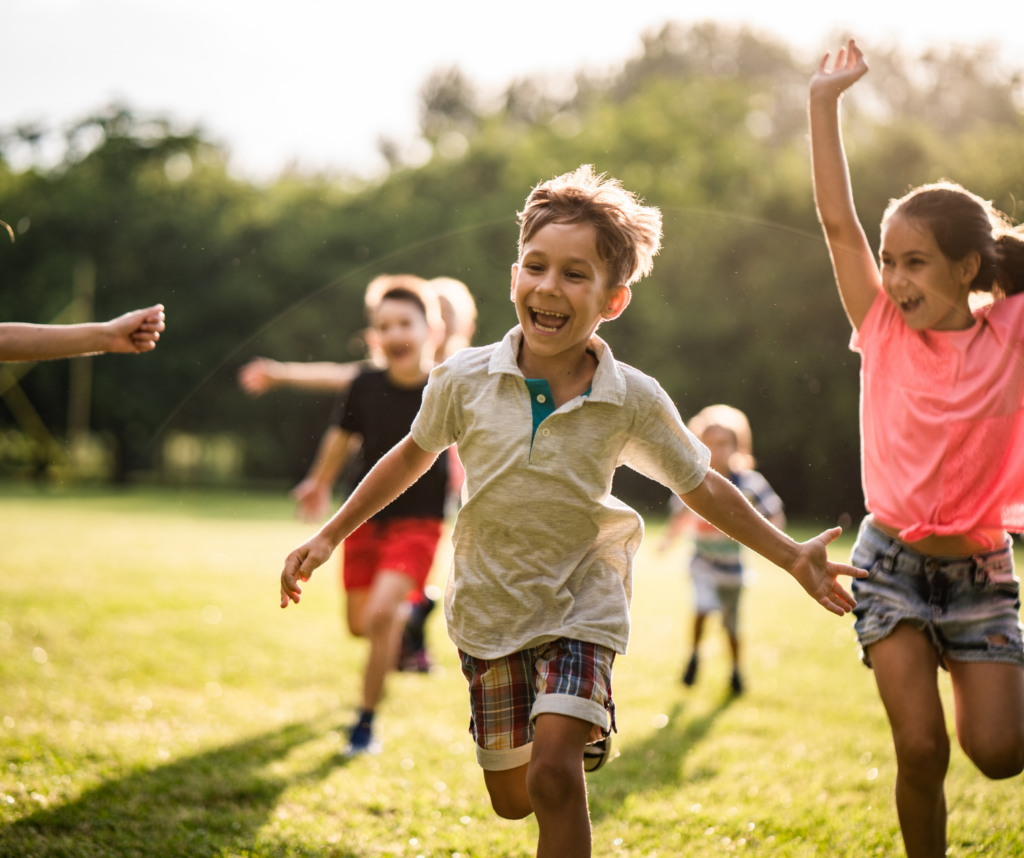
[0,487,1021,858]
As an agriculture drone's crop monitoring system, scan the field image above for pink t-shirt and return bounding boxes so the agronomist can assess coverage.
[851,290,1024,544]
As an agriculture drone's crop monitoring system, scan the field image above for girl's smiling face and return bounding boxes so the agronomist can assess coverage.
[510,221,630,369]
[879,214,980,331]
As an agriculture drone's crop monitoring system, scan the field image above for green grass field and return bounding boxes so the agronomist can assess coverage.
[0,486,1021,857]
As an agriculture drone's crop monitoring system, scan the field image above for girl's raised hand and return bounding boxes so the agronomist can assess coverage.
[810,39,868,100]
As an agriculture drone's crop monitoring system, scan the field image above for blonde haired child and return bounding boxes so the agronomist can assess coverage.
[810,40,1024,857]
[662,405,785,695]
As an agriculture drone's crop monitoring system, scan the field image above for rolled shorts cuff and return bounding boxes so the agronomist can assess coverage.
[531,692,610,731]
[476,741,533,771]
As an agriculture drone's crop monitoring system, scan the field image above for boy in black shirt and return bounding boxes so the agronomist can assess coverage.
[295,277,447,754]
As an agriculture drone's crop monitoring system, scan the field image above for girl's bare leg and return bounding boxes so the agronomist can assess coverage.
[948,659,1024,779]
[868,623,949,858]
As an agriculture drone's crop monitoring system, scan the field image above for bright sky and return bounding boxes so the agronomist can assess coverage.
[4,0,1023,179]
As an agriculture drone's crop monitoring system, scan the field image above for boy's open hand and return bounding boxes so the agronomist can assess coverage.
[789,526,867,616]
[280,534,335,608]
[810,39,868,100]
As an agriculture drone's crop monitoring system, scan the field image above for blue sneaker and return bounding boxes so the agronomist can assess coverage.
[345,713,381,756]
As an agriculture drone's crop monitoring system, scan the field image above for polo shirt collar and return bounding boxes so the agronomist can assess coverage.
[488,326,628,407]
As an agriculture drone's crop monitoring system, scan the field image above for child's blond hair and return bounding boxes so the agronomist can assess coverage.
[517,165,662,287]
[688,404,756,472]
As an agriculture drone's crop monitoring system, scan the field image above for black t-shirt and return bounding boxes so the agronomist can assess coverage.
[330,369,448,520]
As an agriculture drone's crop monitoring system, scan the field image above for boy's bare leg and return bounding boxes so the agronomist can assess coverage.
[359,571,416,711]
[346,588,371,637]
[948,659,1024,779]
[727,632,740,666]
[484,764,532,820]
[691,613,706,647]
[529,713,595,858]
[869,624,949,858]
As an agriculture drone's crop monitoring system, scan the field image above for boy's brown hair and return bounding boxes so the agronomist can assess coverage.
[363,274,443,332]
[517,165,663,287]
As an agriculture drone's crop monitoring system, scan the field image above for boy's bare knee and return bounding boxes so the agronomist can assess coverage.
[489,792,533,820]
[526,756,583,810]
[365,605,398,636]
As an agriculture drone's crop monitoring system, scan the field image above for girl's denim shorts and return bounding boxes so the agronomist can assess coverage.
[850,517,1024,670]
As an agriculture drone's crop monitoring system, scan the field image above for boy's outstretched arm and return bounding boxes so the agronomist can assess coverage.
[238,358,364,396]
[680,470,867,616]
[0,305,165,362]
[809,39,880,330]
[280,434,439,608]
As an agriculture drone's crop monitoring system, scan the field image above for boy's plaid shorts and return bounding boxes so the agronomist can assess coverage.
[458,637,616,771]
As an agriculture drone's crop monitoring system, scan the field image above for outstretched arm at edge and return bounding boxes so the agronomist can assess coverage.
[280,434,439,607]
[0,305,165,362]
[809,39,880,330]
[680,469,867,616]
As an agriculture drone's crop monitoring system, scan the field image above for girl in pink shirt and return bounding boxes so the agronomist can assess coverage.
[810,40,1024,857]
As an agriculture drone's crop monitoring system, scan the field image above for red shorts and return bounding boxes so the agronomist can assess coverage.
[341,517,443,592]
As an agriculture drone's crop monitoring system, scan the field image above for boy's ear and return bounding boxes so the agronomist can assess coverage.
[602,285,631,320]
[510,263,519,302]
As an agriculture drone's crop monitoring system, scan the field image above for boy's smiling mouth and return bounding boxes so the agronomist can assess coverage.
[529,307,569,333]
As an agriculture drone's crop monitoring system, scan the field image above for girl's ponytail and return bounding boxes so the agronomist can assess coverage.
[995,226,1024,297]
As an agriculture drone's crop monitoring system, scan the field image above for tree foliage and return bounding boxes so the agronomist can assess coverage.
[2,24,1023,519]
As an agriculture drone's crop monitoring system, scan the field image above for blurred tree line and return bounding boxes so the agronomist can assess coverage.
[1,23,1022,521]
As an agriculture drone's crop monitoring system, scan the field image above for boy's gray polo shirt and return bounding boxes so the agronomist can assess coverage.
[411,326,710,660]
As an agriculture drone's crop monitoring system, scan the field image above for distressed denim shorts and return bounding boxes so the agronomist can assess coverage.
[850,517,1024,670]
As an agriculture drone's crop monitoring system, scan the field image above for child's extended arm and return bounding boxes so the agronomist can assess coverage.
[238,358,364,397]
[680,470,866,616]
[809,39,881,330]
[0,305,165,362]
[658,500,692,553]
[290,426,362,522]
[280,435,439,607]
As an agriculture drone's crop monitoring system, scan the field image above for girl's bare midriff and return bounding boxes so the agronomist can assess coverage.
[870,515,1008,557]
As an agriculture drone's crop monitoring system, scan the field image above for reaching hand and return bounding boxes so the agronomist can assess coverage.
[238,358,279,396]
[810,39,868,100]
[105,305,166,353]
[280,534,335,608]
[290,478,332,522]
[788,526,868,616]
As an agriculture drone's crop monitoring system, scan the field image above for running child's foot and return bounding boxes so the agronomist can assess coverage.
[398,595,436,672]
[729,667,744,696]
[583,736,615,772]
[399,647,432,673]
[682,653,699,686]
[345,710,382,756]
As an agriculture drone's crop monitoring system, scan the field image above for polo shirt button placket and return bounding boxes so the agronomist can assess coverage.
[541,428,551,437]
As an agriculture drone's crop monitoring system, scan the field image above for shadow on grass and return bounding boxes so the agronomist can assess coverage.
[0,719,351,858]
[589,691,737,819]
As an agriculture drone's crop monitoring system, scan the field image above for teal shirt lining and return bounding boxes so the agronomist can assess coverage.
[524,378,592,444]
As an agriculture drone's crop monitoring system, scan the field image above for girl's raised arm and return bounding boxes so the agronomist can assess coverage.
[809,40,880,330]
